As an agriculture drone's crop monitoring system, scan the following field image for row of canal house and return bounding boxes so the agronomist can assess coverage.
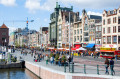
[49,2,102,50]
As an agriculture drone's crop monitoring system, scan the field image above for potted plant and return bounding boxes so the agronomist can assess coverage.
[61,55,66,66]
[55,53,59,64]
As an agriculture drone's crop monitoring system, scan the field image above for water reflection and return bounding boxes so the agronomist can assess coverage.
[0,68,41,79]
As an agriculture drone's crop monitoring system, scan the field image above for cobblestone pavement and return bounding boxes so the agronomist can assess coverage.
[13,50,120,77]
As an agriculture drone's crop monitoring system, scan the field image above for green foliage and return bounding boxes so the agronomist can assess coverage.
[50,53,53,58]
[61,55,66,62]
[0,59,6,62]
[11,56,17,62]
[55,53,59,61]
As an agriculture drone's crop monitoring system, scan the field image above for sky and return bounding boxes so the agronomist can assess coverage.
[0,0,120,34]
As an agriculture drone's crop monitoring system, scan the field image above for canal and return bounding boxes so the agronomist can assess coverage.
[0,68,41,79]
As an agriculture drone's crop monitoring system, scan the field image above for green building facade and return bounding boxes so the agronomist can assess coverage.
[49,2,73,48]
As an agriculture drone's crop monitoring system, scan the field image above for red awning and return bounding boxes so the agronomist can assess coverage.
[71,46,80,50]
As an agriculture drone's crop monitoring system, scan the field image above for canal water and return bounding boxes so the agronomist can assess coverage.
[0,68,41,79]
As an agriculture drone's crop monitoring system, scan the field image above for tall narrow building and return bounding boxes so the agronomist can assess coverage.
[49,2,73,48]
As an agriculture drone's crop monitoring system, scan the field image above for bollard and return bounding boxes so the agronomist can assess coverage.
[84,64,86,74]
[69,63,70,72]
[72,62,74,73]
[97,65,99,75]
[64,63,66,72]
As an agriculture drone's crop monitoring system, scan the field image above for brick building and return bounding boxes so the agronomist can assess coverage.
[0,24,9,46]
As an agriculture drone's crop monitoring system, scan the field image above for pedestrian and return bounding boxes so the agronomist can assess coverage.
[105,58,109,74]
[110,58,115,75]
[45,55,48,64]
[50,56,53,64]
[115,55,117,62]
[58,56,61,66]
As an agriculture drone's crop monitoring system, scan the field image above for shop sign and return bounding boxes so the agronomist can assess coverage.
[100,47,116,51]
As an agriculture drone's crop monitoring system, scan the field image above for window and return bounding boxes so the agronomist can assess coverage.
[77,36,79,40]
[90,36,91,41]
[113,26,116,33]
[74,30,76,34]
[77,24,79,28]
[103,28,105,34]
[118,36,120,44]
[80,29,82,34]
[107,36,111,43]
[2,33,6,35]
[115,17,116,23]
[113,17,116,23]
[74,36,76,42]
[113,36,117,43]
[80,36,82,42]
[77,29,79,34]
[107,18,111,24]
[107,27,111,33]
[103,19,105,25]
[103,14,105,17]
[118,17,120,24]
[103,36,106,44]
[118,26,120,32]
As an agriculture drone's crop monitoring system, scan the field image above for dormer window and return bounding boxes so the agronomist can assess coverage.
[103,14,105,17]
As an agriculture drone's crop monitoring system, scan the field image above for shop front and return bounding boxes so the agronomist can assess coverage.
[74,42,82,48]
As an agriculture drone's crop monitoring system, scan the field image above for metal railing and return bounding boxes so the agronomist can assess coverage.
[64,63,120,76]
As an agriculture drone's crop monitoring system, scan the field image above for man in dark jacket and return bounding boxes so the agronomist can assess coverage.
[110,58,115,75]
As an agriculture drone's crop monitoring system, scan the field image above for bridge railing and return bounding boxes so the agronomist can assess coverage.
[64,63,120,76]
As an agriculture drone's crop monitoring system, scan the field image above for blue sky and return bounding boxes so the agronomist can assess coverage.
[0,0,120,34]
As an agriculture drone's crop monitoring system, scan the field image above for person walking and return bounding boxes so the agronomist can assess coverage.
[110,58,115,75]
[105,58,109,74]
[115,55,117,62]
[58,56,61,66]
[45,55,48,64]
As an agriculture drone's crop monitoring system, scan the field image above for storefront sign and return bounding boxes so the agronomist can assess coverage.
[100,47,116,51]
[106,44,117,48]
[95,44,102,47]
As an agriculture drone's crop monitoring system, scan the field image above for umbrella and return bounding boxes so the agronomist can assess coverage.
[76,47,86,51]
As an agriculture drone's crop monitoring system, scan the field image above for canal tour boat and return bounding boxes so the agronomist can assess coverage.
[100,47,120,59]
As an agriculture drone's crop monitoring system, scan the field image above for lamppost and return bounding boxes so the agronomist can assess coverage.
[69,12,71,58]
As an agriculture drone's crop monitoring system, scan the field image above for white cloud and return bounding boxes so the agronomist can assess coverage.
[25,0,120,13]
[25,0,55,13]
[8,26,16,34]
[0,0,16,6]
[87,11,102,16]
[25,0,41,13]
[80,11,102,18]
[44,18,48,22]
[60,0,120,9]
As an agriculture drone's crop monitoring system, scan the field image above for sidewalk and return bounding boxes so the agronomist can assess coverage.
[13,50,120,78]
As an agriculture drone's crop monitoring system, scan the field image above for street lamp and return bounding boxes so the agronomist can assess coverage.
[69,12,71,58]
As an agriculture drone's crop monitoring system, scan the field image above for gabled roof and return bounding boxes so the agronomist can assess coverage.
[0,24,8,29]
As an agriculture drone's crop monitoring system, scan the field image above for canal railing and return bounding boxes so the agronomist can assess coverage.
[64,62,120,76]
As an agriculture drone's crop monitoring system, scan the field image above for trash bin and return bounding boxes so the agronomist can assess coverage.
[69,62,74,73]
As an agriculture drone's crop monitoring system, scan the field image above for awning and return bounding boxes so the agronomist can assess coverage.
[86,43,95,48]
[76,47,86,51]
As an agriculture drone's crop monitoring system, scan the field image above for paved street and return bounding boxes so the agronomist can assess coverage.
[12,49,120,77]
